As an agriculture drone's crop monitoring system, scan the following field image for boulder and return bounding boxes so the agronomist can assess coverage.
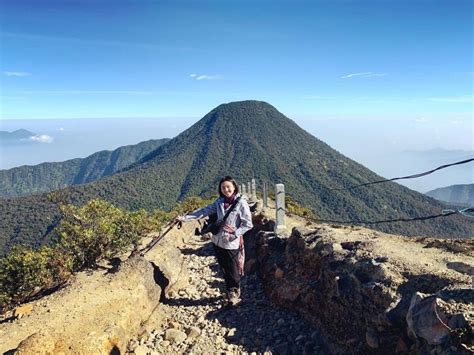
[0,257,161,354]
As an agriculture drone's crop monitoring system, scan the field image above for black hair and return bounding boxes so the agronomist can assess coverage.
[218,176,239,197]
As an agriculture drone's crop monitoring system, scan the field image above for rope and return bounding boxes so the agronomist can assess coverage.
[332,158,474,191]
[459,207,474,218]
[307,208,473,225]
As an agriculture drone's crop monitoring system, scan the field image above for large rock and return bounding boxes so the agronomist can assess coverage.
[142,221,197,297]
[0,257,161,354]
[256,224,473,354]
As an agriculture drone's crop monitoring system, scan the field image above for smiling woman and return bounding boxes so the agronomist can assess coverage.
[177,176,253,307]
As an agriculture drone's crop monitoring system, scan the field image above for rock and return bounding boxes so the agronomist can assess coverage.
[406,293,450,345]
[341,241,359,251]
[165,329,187,344]
[13,304,34,319]
[2,257,160,354]
[169,321,181,329]
[133,344,149,355]
[446,261,474,276]
[14,331,67,354]
[186,326,201,339]
[144,237,190,296]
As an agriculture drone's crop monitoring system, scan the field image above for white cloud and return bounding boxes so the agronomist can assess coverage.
[4,71,31,77]
[189,74,222,80]
[59,127,65,131]
[427,96,474,103]
[29,135,54,143]
[450,120,464,125]
[415,117,429,123]
[341,72,388,79]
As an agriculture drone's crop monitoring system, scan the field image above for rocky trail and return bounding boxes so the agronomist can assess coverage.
[127,234,328,355]
[1,203,471,354]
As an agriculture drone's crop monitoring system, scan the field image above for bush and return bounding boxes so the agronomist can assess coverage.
[285,195,316,219]
[0,198,176,311]
[54,199,162,269]
[0,246,72,311]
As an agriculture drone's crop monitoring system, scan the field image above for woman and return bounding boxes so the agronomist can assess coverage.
[177,176,253,306]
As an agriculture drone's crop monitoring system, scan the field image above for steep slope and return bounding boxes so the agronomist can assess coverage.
[0,101,472,255]
[426,184,474,206]
[0,138,170,198]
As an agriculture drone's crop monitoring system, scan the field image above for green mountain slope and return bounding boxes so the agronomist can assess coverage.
[0,138,170,197]
[426,184,474,206]
[0,101,472,255]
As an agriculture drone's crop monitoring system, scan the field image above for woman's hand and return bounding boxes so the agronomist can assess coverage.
[176,215,186,222]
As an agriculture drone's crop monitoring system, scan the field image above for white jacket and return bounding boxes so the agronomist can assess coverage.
[183,193,253,249]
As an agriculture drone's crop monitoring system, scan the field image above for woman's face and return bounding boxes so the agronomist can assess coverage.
[220,181,235,198]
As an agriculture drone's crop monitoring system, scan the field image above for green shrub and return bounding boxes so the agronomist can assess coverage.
[0,246,72,311]
[54,199,161,269]
[285,195,316,219]
[0,198,177,311]
[55,199,123,269]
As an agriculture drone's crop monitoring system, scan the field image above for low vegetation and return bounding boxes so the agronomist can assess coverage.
[285,195,316,219]
[0,196,211,312]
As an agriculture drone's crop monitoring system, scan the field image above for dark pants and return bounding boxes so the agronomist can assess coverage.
[213,244,241,290]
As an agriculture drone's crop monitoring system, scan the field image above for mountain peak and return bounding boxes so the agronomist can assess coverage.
[214,100,277,111]
[197,100,294,134]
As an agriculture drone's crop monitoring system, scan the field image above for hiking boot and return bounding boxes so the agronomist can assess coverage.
[227,288,241,306]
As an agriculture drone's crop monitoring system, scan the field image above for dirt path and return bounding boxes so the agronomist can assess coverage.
[127,234,329,355]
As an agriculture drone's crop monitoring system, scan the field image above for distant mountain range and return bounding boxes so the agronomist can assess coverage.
[368,149,474,193]
[0,139,170,198]
[0,101,472,255]
[426,184,474,206]
[0,129,35,141]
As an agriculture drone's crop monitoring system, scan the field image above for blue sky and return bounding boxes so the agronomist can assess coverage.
[0,0,472,189]
[1,0,472,118]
